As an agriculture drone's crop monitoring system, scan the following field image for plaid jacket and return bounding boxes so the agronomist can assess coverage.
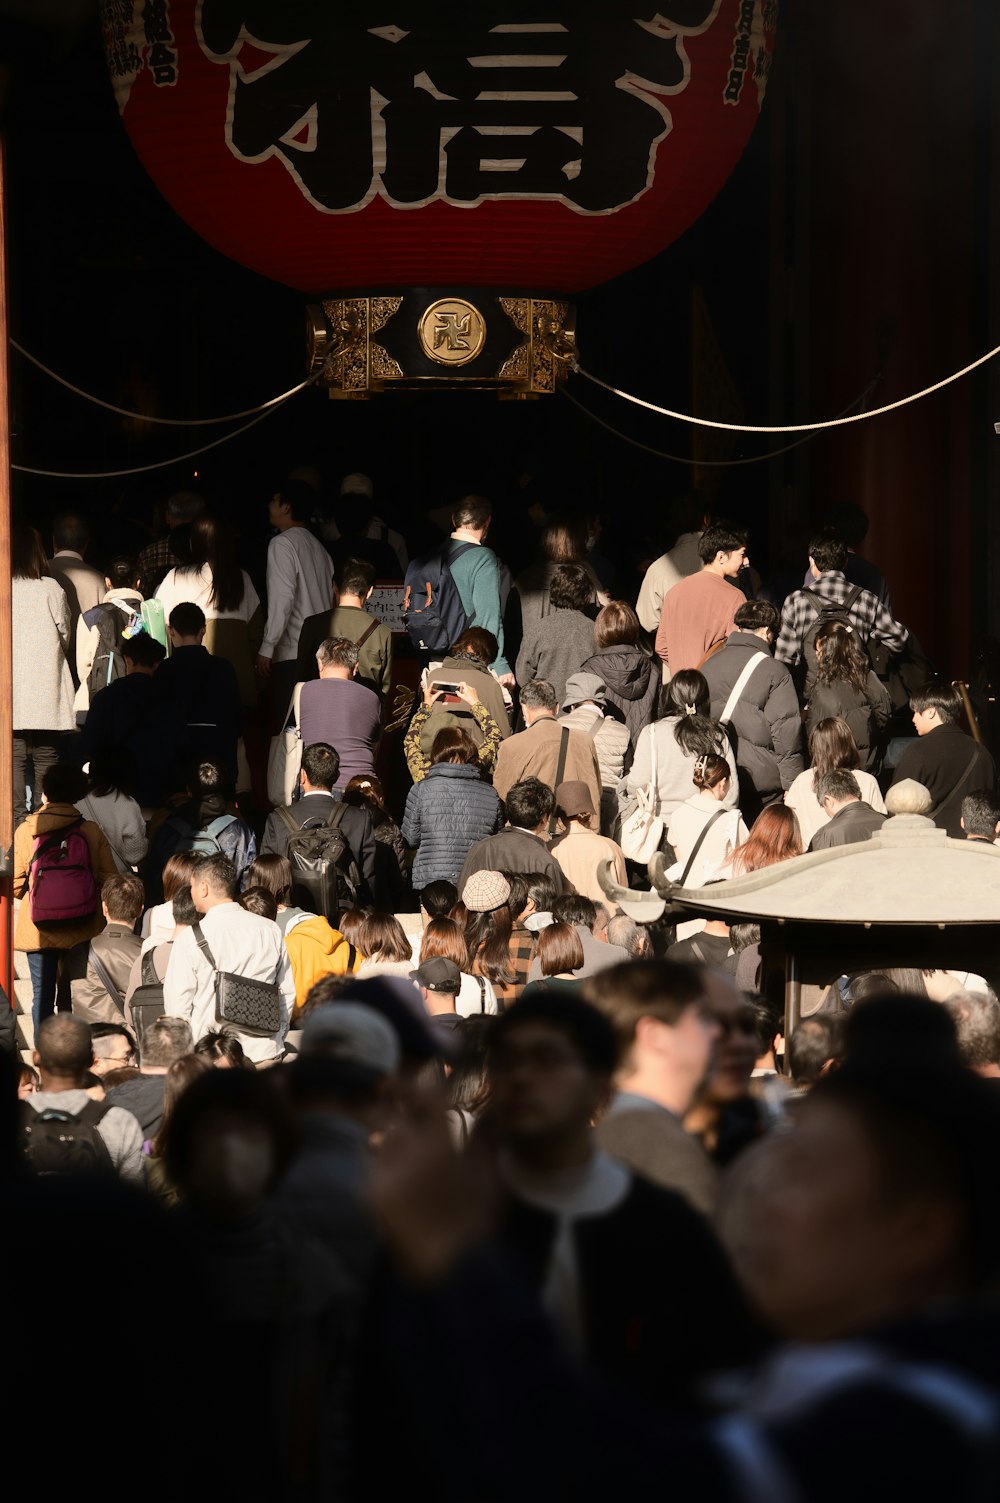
[137,536,179,597]
[476,923,536,1011]
[775,571,908,667]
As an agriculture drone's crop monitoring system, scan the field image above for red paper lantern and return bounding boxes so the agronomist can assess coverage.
[102,2,776,294]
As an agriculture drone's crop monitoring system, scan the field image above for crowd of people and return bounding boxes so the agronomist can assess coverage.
[7,477,1000,1496]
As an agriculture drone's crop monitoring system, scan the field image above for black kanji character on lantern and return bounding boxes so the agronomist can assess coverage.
[198,4,720,214]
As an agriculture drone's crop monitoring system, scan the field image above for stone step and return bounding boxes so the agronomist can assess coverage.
[16,1011,33,1054]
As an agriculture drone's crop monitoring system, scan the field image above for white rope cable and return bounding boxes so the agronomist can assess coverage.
[11,371,323,478]
[9,338,311,426]
[574,340,1000,433]
[560,378,879,465]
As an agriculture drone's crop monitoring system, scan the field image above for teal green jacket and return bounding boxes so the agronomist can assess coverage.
[447,538,512,676]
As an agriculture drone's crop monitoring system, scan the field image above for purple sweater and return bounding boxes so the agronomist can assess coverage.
[298,678,380,788]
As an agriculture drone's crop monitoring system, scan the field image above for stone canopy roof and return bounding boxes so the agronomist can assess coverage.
[600,815,1000,926]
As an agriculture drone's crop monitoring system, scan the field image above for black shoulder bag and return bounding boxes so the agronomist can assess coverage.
[191,921,283,1037]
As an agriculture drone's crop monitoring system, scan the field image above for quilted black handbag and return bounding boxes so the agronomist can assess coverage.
[191,922,282,1038]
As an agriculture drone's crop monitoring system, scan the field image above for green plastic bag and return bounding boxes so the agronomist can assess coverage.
[140,598,168,649]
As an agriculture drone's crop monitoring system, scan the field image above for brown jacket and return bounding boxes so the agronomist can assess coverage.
[492,718,602,814]
[71,922,142,1024]
[14,803,118,951]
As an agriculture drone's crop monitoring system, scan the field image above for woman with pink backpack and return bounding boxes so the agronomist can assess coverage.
[13,763,118,1033]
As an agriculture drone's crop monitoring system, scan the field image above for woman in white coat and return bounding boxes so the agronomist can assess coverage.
[12,525,75,827]
[623,669,739,829]
[667,754,749,885]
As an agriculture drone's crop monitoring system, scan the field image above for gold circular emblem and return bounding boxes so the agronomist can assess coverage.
[418,298,486,367]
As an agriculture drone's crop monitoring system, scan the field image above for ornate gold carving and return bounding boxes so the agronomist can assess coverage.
[308,294,574,396]
[418,298,487,366]
[499,297,531,337]
[370,296,403,334]
[498,341,530,383]
[311,297,404,395]
[497,298,576,393]
[371,343,405,380]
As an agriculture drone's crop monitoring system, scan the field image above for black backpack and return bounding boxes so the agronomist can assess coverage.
[20,1098,114,1176]
[129,948,167,1046]
[402,542,474,655]
[84,600,140,703]
[279,804,361,925]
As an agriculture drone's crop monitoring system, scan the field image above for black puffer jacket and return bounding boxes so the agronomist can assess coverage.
[581,645,660,748]
[401,762,504,888]
[700,632,804,810]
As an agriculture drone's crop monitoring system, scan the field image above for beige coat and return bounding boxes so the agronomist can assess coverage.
[492,718,602,815]
[14,803,118,951]
[550,823,628,906]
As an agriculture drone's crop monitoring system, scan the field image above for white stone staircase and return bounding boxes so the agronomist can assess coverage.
[14,945,33,1063]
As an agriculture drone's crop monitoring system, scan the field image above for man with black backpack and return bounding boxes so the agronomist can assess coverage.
[775,532,909,696]
[404,495,513,683]
[20,1014,144,1181]
[260,742,377,916]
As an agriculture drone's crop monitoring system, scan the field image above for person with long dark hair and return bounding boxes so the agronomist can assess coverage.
[463,870,535,1010]
[12,524,75,827]
[804,620,891,770]
[156,514,263,705]
[624,669,739,825]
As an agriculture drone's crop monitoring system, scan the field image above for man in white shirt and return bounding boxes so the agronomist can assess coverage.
[48,511,107,679]
[164,852,294,1064]
[257,479,334,729]
[635,500,709,633]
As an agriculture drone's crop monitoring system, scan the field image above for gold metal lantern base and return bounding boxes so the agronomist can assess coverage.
[306,291,576,399]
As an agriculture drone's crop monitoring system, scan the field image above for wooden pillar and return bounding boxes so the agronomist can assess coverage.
[0,142,14,1010]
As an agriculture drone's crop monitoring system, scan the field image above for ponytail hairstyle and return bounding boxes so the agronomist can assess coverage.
[814,621,869,695]
[692,753,730,792]
[662,669,727,758]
